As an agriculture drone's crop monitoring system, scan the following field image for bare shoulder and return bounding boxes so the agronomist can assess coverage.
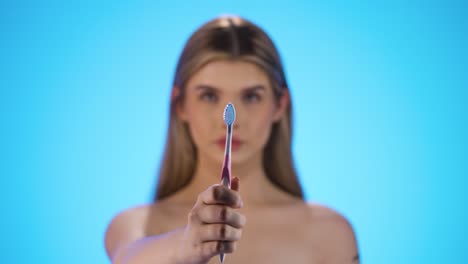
[304,202,360,263]
[104,204,153,261]
[305,203,353,226]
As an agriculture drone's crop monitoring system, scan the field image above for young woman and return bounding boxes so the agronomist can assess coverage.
[105,15,359,264]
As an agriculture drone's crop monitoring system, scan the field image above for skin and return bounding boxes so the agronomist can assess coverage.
[105,60,360,264]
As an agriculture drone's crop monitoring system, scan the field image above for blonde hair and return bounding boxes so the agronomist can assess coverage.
[154,15,304,200]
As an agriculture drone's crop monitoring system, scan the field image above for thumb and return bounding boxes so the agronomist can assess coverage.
[231,177,240,192]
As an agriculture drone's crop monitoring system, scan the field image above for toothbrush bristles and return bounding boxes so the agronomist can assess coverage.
[223,103,236,125]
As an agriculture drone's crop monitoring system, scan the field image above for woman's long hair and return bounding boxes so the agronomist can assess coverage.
[154,15,303,201]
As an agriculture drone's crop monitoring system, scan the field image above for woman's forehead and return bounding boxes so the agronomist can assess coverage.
[186,60,270,92]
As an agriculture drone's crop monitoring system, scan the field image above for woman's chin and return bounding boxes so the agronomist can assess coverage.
[204,144,258,167]
[231,151,258,166]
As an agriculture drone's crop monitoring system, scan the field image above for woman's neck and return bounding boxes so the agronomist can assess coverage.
[171,150,294,208]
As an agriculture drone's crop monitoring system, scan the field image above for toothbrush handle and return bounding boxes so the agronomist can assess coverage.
[219,160,230,263]
[220,125,232,263]
[220,163,231,188]
[219,253,226,263]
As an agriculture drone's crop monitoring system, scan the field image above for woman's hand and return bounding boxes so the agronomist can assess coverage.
[175,177,245,264]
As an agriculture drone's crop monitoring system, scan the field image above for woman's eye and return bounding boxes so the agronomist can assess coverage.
[200,92,218,102]
[243,92,261,103]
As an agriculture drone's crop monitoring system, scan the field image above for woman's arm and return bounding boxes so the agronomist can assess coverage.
[111,227,184,264]
[104,205,183,264]
[105,180,245,264]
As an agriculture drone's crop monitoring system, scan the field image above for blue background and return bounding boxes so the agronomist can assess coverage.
[1,1,467,263]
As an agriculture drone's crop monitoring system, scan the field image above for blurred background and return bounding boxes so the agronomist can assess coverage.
[1,1,467,263]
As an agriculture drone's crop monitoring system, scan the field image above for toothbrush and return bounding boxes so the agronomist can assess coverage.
[219,103,236,263]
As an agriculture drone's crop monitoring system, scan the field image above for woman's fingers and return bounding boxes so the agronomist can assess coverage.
[182,180,245,263]
[197,223,242,242]
[231,177,240,192]
[198,184,243,208]
[197,205,246,228]
[198,241,237,259]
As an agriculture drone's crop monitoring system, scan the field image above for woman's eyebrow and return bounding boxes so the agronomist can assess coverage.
[242,85,266,93]
[194,84,266,93]
[195,84,219,92]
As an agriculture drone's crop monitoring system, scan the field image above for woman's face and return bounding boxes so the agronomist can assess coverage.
[176,60,288,166]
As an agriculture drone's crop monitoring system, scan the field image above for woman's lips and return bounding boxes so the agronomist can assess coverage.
[216,137,243,151]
